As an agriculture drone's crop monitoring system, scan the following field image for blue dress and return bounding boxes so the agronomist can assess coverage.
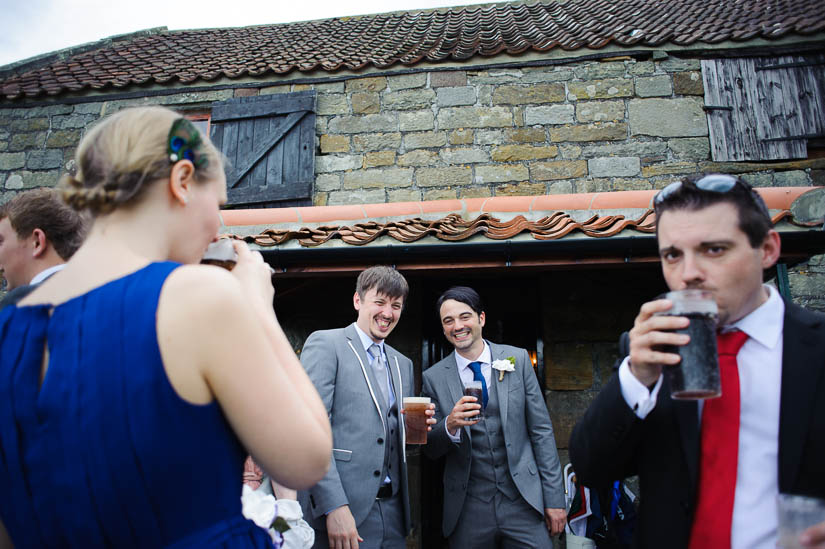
[0,262,274,548]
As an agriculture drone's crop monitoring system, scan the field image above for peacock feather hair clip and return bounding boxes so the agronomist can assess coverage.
[167,118,208,169]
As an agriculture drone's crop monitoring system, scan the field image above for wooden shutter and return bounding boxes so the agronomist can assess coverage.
[702,54,825,161]
[210,91,316,208]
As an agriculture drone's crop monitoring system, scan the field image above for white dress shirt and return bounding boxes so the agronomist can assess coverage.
[29,264,65,285]
[447,342,492,441]
[618,285,784,549]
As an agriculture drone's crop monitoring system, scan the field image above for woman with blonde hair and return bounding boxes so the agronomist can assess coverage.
[0,106,331,548]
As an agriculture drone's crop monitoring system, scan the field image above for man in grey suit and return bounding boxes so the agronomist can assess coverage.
[298,266,434,549]
[422,286,566,548]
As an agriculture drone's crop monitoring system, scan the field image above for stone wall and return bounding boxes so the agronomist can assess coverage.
[0,103,97,201]
[1,54,822,308]
[0,90,236,204]
[303,57,822,205]
[2,56,822,204]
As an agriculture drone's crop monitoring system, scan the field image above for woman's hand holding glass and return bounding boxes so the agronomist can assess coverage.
[230,241,275,311]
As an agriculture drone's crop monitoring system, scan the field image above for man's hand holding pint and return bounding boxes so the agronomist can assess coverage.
[628,298,690,386]
[445,396,482,435]
[399,403,437,427]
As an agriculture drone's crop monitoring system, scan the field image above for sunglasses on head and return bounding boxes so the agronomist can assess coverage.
[654,174,770,217]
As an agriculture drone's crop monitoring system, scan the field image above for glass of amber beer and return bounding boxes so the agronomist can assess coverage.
[402,397,430,444]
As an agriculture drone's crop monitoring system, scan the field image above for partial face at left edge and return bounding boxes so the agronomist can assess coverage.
[0,217,34,290]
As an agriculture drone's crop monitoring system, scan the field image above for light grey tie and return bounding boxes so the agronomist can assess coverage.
[368,343,390,405]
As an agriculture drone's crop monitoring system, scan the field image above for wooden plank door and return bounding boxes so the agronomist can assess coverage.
[210,91,316,208]
[702,55,825,161]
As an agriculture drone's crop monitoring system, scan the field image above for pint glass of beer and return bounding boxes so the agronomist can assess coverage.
[201,238,237,270]
[656,289,720,399]
[402,397,431,445]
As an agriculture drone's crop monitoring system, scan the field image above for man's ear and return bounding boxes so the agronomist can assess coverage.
[353,291,362,311]
[169,160,196,206]
[760,230,781,269]
[30,228,49,258]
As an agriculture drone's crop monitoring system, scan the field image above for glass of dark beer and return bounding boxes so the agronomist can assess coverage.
[656,289,720,400]
[402,397,431,444]
[776,494,825,548]
[463,380,484,421]
[201,238,237,270]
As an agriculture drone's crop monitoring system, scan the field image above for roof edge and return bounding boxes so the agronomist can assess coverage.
[0,27,168,79]
[221,187,819,228]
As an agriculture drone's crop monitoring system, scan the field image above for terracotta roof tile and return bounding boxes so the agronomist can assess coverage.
[221,188,822,249]
[3,0,823,99]
[236,209,651,247]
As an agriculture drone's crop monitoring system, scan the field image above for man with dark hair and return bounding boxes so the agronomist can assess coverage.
[423,285,566,548]
[0,188,87,308]
[298,266,434,549]
[570,174,825,548]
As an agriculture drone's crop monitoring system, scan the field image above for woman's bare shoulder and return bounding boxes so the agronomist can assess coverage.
[156,264,260,404]
[161,264,245,308]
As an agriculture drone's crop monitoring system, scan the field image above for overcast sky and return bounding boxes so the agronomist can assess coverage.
[0,0,495,67]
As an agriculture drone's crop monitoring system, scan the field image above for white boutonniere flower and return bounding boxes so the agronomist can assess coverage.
[492,357,516,381]
[242,485,308,547]
[242,484,277,530]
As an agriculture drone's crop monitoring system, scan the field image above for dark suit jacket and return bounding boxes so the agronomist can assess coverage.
[0,268,64,311]
[0,284,37,311]
[569,301,825,549]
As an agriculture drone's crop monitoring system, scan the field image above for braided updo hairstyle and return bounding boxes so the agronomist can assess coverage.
[60,106,223,215]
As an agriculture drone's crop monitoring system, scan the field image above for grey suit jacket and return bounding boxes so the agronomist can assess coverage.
[298,323,414,534]
[422,341,565,537]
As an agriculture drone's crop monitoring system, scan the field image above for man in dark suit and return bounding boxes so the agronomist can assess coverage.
[298,266,434,549]
[422,286,566,548]
[570,174,825,549]
[0,188,86,309]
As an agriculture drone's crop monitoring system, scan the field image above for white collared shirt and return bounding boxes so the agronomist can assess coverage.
[29,264,65,285]
[619,285,784,549]
[447,342,492,440]
[455,342,493,388]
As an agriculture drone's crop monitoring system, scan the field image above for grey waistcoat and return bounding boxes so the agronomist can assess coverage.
[467,376,519,501]
[380,389,402,496]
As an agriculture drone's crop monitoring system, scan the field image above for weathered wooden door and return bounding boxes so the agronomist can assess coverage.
[210,91,316,208]
[702,54,825,161]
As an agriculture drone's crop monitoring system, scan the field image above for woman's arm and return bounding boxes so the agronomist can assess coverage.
[157,248,331,490]
[228,243,331,448]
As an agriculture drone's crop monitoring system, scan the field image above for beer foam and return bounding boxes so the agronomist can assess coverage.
[665,290,718,316]
[202,238,236,262]
[402,397,431,404]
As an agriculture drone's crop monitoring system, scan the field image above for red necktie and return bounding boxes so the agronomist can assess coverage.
[688,330,749,549]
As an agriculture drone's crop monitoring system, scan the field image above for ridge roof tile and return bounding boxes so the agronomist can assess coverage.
[220,188,821,249]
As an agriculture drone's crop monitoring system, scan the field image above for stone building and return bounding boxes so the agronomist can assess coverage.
[2,0,824,545]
